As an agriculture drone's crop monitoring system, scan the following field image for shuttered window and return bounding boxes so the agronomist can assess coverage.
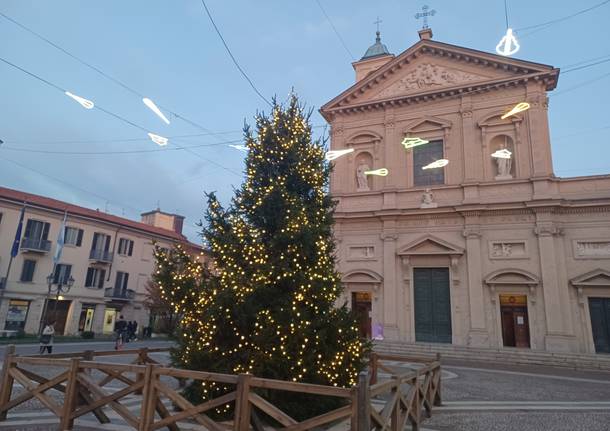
[85,267,106,289]
[64,227,84,246]
[118,238,134,256]
[413,140,445,187]
[20,260,36,282]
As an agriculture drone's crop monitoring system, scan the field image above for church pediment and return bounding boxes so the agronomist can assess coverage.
[484,269,539,286]
[404,116,452,134]
[398,235,464,256]
[570,269,610,287]
[320,39,558,119]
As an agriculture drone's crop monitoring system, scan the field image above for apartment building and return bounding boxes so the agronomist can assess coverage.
[0,186,201,336]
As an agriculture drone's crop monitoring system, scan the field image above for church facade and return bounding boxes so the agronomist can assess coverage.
[320,28,610,355]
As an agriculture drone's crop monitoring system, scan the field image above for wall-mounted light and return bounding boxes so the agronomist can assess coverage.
[325,148,354,160]
[65,91,94,109]
[364,168,389,176]
[148,132,168,146]
[143,98,170,125]
[501,102,530,119]
[401,137,429,149]
[422,159,449,170]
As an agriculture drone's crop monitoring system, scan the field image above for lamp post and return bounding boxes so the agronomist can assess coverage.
[40,273,75,331]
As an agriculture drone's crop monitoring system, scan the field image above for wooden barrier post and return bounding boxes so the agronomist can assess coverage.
[0,345,16,421]
[234,373,252,431]
[369,352,378,385]
[139,364,156,431]
[434,353,442,406]
[356,371,370,431]
[59,358,80,430]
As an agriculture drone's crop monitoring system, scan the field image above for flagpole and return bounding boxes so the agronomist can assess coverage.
[0,202,27,314]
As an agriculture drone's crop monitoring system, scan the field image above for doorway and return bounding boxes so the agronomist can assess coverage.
[351,292,372,339]
[414,268,452,343]
[78,305,96,332]
[103,308,118,334]
[589,297,610,354]
[500,294,530,348]
[47,299,71,335]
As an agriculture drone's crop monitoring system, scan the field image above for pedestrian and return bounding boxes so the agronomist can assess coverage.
[126,320,134,343]
[39,321,55,354]
[114,315,127,350]
[132,320,138,341]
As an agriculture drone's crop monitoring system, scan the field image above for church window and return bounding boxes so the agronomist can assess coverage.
[413,140,444,186]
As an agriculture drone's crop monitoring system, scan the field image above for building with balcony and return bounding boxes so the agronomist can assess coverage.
[0,186,202,336]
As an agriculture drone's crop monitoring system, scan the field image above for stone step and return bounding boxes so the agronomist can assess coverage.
[374,341,610,372]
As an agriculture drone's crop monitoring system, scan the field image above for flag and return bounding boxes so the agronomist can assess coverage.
[10,205,25,258]
[53,211,68,265]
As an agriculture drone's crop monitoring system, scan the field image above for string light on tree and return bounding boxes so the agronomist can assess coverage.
[501,102,530,119]
[422,159,449,170]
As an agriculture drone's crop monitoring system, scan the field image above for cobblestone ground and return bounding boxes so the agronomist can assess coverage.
[1,342,610,430]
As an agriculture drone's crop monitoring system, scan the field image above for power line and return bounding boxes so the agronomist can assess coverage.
[552,70,610,97]
[561,53,610,70]
[516,0,610,36]
[0,11,225,139]
[0,55,241,176]
[198,0,271,107]
[315,0,355,61]
[562,57,610,74]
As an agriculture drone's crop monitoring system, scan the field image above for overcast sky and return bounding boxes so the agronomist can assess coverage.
[1,0,609,241]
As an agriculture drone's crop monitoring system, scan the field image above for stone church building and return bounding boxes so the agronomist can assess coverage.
[320,28,610,355]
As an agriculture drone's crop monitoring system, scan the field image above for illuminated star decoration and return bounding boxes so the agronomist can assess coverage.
[496,28,520,56]
[401,137,429,149]
[228,144,249,152]
[501,102,530,119]
[325,148,354,161]
[143,97,171,125]
[422,159,449,170]
[65,91,94,109]
[148,132,168,146]
[491,149,512,159]
[364,168,389,176]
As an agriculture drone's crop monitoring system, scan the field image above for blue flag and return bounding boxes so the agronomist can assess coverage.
[10,206,25,258]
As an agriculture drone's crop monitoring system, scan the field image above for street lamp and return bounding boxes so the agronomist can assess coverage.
[42,273,75,329]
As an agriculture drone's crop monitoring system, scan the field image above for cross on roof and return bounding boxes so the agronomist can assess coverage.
[415,5,436,30]
[374,16,382,33]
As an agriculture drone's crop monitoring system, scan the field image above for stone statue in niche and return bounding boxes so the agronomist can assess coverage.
[356,161,370,191]
[494,139,513,180]
[420,188,438,208]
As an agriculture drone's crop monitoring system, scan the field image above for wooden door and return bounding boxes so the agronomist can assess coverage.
[589,298,610,354]
[49,300,71,335]
[352,292,372,339]
[500,300,530,348]
[414,268,452,343]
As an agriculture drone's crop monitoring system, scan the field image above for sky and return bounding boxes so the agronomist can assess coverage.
[1,0,609,241]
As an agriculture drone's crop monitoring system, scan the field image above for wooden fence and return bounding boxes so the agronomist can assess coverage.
[0,346,441,431]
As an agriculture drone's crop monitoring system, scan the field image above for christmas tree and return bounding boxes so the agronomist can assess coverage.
[154,95,367,418]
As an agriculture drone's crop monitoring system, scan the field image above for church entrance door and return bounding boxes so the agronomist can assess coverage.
[500,295,530,348]
[414,268,451,343]
[589,297,610,354]
[351,292,372,339]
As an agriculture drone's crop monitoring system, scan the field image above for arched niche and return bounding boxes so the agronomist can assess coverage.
[355,151,373,192]
[484,269,540,302]
[346,131,383,157]
[341,269,383,302]
[478,111,523,149]
[489,134,516,180]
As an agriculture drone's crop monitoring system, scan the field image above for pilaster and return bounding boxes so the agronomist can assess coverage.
[525,84,554,177]
[380,221,399,339]
[461,96,482,183]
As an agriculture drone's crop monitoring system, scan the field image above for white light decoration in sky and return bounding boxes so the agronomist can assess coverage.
[364,168,389,176]
[491,149,512,159]
[228,144,248,152]
[325,148,354,161]
[496,28,520,56]
[143,98,170,125]
[148,132,168,146]
[65,91,94,109]
[401,137,429,149]
[422,159,449,170]
[501,102,530,119]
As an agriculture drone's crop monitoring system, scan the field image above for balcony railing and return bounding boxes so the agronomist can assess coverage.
[104,288,135,301]
[20,237,52,253]
[89,249,114,263]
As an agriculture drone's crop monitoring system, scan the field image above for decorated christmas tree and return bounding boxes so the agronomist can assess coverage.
[154,95,367,417]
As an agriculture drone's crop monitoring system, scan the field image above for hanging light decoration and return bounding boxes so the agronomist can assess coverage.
[143,97,170,124]
[422,159,449,170]
[325,148,354,161]
[401,137,429,149]
[496,28,520,56]
[228,144,248,152]
[501,102,530,119]
[148,132,168,146]
[491,149,512,159]
[65,91,94,109]
[364,168,389,176]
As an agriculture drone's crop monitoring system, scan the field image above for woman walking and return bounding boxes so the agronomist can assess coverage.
[39,321,55,354]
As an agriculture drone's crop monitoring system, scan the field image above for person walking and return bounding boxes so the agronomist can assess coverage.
[114,315,127,350]
[126,320,134,343]
[39,321,55,354]
[131,320,138,341]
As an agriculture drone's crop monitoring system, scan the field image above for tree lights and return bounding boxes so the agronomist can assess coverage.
[153,95,367,418]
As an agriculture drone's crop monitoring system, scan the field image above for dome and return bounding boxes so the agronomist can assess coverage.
[361,31,392,60]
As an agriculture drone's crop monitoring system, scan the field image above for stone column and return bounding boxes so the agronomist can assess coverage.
[534,212,574,352]
[462,212,489,347]
[93,303,107,335]
[381,225,399,340]
[65,300,82,335]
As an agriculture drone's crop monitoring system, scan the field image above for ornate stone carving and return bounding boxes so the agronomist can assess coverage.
[534,224,563,237]
[347,245,376,261]
[573,241,610,258]
[489,241,528,259]
[462,227,482,239]
[420,188,438,208]
[375,64,487,99]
